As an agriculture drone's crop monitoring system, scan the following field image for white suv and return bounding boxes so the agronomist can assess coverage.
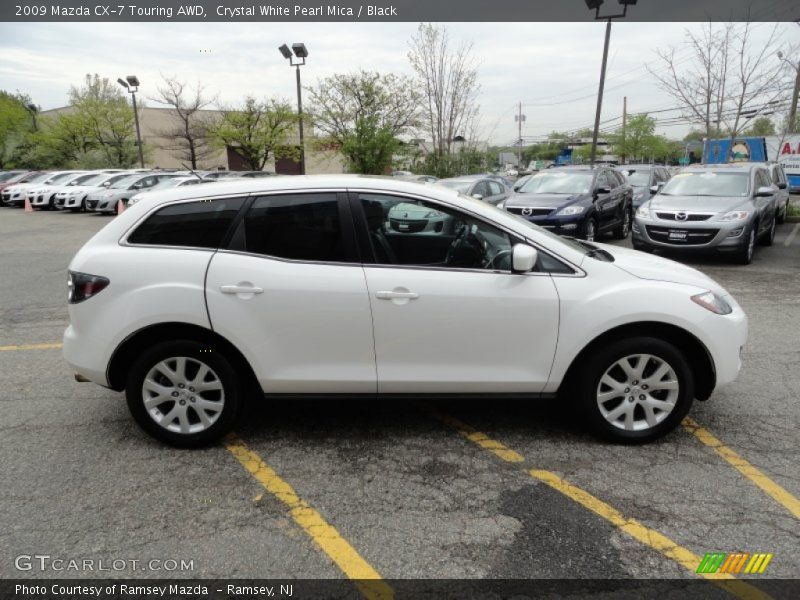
[63,176,748,446]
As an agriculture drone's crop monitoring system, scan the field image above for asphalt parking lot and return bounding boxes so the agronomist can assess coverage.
[1,206,798,594]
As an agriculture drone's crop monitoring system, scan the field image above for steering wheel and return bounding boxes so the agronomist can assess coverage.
[445,223,486,268]
[486,249,513,270]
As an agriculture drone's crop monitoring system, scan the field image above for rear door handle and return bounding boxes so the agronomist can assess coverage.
[220,285,264,294]
[376,291,419,300]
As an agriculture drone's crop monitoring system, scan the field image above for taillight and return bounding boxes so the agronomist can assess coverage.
[68,271,110,304]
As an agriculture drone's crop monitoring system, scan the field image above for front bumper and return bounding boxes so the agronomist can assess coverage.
[632,216,748,252]
[505,209,583,234]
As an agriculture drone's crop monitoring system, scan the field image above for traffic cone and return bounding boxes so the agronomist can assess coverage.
[116,199,125,215]
[24,198,33,212]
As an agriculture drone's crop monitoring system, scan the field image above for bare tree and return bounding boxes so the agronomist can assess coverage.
[150,76,217,168]
[408,23,481,158]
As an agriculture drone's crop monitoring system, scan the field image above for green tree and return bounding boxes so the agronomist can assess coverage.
[210,97,298,170]
[743,117,776,136]
[0,91,35,168]
[609,114,658,161]
[308,70,420,175]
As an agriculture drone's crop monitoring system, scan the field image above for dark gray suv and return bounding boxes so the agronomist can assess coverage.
[632,163,779,264]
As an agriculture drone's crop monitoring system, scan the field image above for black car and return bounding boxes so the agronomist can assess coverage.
[500,166,633,241]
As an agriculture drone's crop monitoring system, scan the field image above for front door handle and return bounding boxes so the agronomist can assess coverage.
[376,290,419,300]
[220,284,264,294]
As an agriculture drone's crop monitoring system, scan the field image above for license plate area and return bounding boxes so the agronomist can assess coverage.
[668,230,688,240]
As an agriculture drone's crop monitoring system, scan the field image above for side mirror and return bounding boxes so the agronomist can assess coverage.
[511,244,538,273]
[777,182,787,190]
[649,185,660,194]
[756,186,775,197]
[472,193,484,200]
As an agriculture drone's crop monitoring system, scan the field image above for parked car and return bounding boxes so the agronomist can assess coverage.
[754,162,790,224]
[128,176,209,205]
[436,176,509,206]
[235,171,277,178]
[54,172,135,211]
[1,171,53,206]
[86,173,176,213]
[28,171,89,209]
[633,163,779,264]
[63,176,747,447]
[500,166,633,241]
[0,170,42,196]
[396,174,439,184]
[618,165,672,209]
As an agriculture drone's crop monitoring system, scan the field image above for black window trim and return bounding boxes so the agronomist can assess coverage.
[346,188,583,278]
[119,193,251,251]
[217,189,362,267]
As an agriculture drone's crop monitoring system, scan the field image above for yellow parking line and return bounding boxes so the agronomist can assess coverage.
[432,412,772,600]
[224,434,393,600]
[683,417,800,519]
[0,342,62,351]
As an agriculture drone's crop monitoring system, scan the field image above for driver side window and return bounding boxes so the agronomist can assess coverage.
[358,193,514,271]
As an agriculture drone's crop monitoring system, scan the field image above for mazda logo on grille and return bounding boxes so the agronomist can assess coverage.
[676,212,688,221]
[521,207,533,216]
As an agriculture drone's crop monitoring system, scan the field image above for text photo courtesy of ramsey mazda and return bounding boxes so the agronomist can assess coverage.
[1,0,799,598]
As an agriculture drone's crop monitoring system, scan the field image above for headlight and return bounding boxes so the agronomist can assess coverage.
[717,210,750,222]
[636,205,651,218]
[691,291,732,315]
[496,201,506,210]
[556,206,584,216]
[634,190,646,201]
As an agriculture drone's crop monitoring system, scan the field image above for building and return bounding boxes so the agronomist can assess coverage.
[39,106,345,174]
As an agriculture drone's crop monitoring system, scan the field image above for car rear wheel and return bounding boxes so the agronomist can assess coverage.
[125,340,242,447]
[576,337,694,443]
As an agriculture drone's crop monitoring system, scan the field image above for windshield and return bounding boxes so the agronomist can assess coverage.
[519,171,594,194]
[437,180,471,194]
[0,171,23,182]
[109,175,142,189]
[45,172,79,184]
[69,173,103,185]
[24,172,51,184]
[623,170,651,186]
[660,171,749,197]
[149,178,190,191]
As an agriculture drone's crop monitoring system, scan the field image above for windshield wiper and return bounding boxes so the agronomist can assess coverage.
[566,237,615,262]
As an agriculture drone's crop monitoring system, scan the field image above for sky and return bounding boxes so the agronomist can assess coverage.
[0,20,796,145]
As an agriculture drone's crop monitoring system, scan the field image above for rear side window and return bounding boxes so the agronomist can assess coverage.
[240,193,345,262]
[127,197,245,248]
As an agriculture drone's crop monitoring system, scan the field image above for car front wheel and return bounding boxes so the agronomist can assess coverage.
[612,206,632,239]
[125,340,242,447]
[576,337,694,443]
[580,217,598,242]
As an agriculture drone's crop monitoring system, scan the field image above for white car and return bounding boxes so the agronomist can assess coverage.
[63,176,747,446]
[55,172,135,211]
[28,171,88,209]
[128,176,207,206]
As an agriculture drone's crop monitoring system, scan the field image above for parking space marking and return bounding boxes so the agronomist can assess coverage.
[784,223,799,247]
[683,417,800,519]
[224,434,394,600]
[433,412,773,600]
[0,342,62,351]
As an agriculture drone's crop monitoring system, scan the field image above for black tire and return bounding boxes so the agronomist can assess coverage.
[575,337,694,443]
[580,216,598,242]
[612,205,632,239]
[758,214,776,247]
[125,340,243,447]
[733,227,755,265]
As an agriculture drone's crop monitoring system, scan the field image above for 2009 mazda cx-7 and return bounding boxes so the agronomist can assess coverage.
[63,176,747,447]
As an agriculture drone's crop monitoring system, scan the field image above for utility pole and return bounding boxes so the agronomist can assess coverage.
[621,96,627,165]
[788,60,800,134]
[514,102,526,169]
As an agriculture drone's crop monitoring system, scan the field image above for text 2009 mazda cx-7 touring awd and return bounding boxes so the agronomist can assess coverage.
[63,176,747,446]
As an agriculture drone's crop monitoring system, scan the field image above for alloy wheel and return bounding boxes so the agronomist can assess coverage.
[141,356,225,434]
[596,353,679,432]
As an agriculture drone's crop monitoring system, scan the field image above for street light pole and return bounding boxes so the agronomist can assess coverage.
[586,0,638,165]
[117,75,145,168]
[280,43,308,175]
[778,50,800,134]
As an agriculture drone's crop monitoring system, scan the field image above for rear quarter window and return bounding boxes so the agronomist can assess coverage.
[127,197,245,249]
